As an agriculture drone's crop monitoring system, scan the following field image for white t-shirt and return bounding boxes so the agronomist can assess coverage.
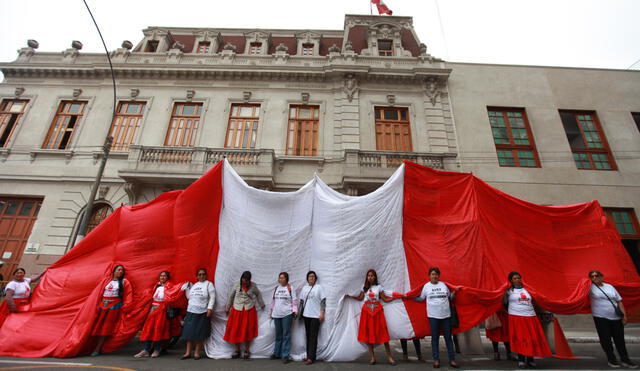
[300,284,326,319]
[5,278,31,299]
[182,280,215,314]
[507,287,536,317]
[364,285,383,302]
[590,283,622,320]
[103,280,120,298]
[271,284,299,319]
[418,281,451,319]
[152,285,165,302]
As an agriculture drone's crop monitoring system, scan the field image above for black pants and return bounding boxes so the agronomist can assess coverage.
[593,316,631,363]
[517,354,534,363]
[400,339,422,357]
[492,341,511,354]
[303,316,320,362]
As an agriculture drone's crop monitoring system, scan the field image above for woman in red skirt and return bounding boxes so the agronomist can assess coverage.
[224,271,265,359]
[0,268,44,328]
[346,269,400,366]
[134,271,177,358]
[504,271,551,369]
[90,264,132,356]
[485,309,514,361]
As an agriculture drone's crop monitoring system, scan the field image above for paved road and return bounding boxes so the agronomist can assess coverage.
[0,340,638,371]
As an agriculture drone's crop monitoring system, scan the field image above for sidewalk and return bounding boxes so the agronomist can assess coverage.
[563,324,640,344]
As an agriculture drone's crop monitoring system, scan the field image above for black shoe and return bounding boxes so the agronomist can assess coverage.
[527,361,537,368]
[231,352,240,359]
[270,354,280,360]
[609,359,622,368]
[282,357,291,364]
[621,360,638,369]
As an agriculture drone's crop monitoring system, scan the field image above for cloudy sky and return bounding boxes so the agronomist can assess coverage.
[1,0,639,70]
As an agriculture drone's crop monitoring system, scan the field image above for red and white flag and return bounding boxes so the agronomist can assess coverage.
[372,0,393,15]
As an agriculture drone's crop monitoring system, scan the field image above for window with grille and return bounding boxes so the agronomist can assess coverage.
[225,104,260,149]
[0,99,28,147]
[42,101,87,150]
[164,102,202,147]
[197,41,210,53]
[604,208,640,238]
[375,107,412,152]
[378,39,394,56]
[301,43,314,56]
[487,108,540,167]
[286,105,319,156]
[249,42,262,55]
[559,110,616,170]
[108,102,145,151]
[85,203,113,235]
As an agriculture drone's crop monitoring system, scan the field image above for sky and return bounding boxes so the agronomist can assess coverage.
[0,0,639,72]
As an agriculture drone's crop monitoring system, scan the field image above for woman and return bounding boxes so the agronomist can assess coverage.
[269,272,298,364]
[299,271,326,365]
[504,271,551,369]
[180,268,215,360]
[91,264,132,356]
[224,271,265,359]
[485,309,514,361]
[3,268,37,313]
[346,269,399,366]
[413,267,459,368]
[588,270,637,369]
[135,271,175,358]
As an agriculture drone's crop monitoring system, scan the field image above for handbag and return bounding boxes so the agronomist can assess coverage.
[449,303,460,329]
[298,284,315,321]
[594,284,624,318]
[485,312,502,330]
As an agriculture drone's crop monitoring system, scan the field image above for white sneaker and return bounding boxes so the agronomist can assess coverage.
[609,360,622,368]
[620,360,638,369]
[134,350,150,358]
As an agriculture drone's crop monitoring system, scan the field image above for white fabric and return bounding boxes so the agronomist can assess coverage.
[418,281,451,319]
[5,278,31,299]
[507,287,536,317]
[590,283,622,320]
[300,284,325,319]
[364,285,384,302]
[271,285,298,318]
[152,285,165,302]
[102,280,120,298]
[205,160,413,361]
[183,280,215,314]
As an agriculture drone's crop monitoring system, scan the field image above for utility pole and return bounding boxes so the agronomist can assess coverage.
[73,135,113,244]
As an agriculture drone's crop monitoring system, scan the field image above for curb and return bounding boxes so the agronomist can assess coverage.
[567,337,640,344]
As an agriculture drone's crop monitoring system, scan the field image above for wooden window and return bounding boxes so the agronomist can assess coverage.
[145,40,159,52]
[42,101,86,150]
[0,198,42,279]
[559,110,616,170]
[164,102,202,147]
[375,107,412,152]
[249,42,262,55]
[108,101,145,151]
[632,112,640,133]
[487,108,540,167]
[85,203,113,235]
[286,105,319,156]
[225,104,260,149]
[378,39,394,56]
[0,99,28,147]
[301,43,314,56]
[604,208,640,238]
[197,41,210,53]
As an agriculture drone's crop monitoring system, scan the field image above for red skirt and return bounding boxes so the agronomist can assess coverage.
[508,314,552,357]
[224,306,258,344]
[486,311,510,343]
[0,299,29,328]
[140,302,170,341]
[357,301,390,344]
[92,297,122,336]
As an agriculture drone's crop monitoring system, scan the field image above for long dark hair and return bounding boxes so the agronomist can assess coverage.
[240,271,252,287]
[508,271,521,288]
[157,270,170,288]
[363,269,379,291]
[113,265,125,299]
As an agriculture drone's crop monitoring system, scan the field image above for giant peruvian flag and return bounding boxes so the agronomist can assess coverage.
[0,161,638,359]
[372,0,393,15]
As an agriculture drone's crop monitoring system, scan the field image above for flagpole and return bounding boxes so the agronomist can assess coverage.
[370,0,373,15]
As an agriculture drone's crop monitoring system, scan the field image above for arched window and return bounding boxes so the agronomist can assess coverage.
[85,203,113,235]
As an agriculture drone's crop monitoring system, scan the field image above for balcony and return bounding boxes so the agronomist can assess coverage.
[118,145,275,187]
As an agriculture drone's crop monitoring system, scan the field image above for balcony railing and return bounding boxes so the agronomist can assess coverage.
[349,149,449,170]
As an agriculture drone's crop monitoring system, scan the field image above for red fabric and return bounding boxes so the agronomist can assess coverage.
[224,307,258,344]
[486,310,509,343]
[508,314,552,357]
[401,161,640,337]
[371,0,393,15]
[552,317,579,359]
[139,303,169,341]
[357,301,390,344]
[92,306,121,336]
[0,162,223,358]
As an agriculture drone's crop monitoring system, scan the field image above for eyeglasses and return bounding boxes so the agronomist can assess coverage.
[590,274,601,278]
[197,273,207,276]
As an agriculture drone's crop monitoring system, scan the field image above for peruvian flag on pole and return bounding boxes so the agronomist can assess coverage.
[372,0,393,15]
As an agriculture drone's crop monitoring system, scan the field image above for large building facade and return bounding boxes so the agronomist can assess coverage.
[0,14,638,280]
